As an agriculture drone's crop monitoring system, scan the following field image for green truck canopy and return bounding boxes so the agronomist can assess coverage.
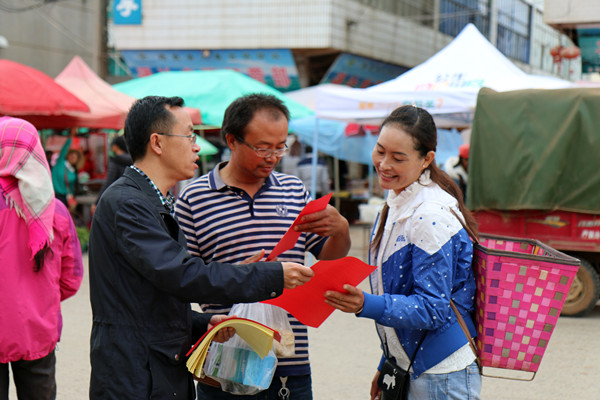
[467,87,600,213]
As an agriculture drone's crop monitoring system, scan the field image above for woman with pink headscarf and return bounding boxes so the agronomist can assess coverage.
[0,116,83,400]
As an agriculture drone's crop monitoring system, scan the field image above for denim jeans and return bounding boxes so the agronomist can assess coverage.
[409,362,481,400]
[197,374,312,400]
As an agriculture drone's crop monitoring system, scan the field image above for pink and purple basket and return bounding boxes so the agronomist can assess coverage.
[473,234,580,380]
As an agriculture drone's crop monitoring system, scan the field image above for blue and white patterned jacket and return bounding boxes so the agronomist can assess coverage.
[360,171,477,378]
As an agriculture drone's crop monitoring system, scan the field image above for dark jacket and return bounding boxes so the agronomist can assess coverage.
[89,168,284,399]
[95,153,132,205]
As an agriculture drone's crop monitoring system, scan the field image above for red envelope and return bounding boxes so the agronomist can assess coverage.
[261,256,377,328]
[266,193,332,261]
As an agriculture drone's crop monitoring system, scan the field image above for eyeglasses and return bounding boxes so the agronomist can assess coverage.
[156,132,197,144]
[236,136,289,158]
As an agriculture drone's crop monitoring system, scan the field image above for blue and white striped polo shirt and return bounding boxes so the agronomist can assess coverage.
[175,162,327,376]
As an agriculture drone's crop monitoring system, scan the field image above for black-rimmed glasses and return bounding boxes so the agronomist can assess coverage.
[156,132,196,144]
[237,136,289,158]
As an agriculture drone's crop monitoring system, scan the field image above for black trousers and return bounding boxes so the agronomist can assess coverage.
[0,350,56,400]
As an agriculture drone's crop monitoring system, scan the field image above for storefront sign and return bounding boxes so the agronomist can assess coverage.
[578,28,600,73]
[113,0,142,25]
[321,53,408,88]
[120,49,300,91]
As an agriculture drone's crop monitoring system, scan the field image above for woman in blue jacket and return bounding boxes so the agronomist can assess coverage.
[325,105,481,400]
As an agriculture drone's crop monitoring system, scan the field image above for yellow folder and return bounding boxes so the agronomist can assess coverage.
[186,317,281,379]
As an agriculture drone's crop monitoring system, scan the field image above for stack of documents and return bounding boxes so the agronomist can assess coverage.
[186,317,281,379]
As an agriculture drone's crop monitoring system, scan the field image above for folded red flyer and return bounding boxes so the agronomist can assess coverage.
[261,256,377,328]
[266,193,332,261]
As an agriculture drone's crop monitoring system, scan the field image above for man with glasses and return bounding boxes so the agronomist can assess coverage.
[175,93,351,400]
[88,95,314,399]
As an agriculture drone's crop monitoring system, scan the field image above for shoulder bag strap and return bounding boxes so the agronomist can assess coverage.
[380,329,427,371]
[407,331,427,372]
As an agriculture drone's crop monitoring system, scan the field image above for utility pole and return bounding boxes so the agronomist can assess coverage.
[99,0,109,79]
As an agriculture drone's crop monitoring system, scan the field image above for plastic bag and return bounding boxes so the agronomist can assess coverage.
[204,341,277,394]
[237,302,295,357]
[203,302,294,395]
[230,302,295,357]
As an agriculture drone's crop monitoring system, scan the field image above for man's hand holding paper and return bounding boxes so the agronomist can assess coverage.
[241,250,314,290]
[294,202,351,261]
[282,262,315,289]
[294,204,348,237]
[208,314,236,343]
[266,193,351,262]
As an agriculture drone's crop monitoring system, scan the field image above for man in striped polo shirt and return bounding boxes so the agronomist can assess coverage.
[175,93,351,399]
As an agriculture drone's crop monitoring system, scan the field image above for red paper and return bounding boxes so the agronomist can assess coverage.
[266,193,332,261]
[261,256,377,328]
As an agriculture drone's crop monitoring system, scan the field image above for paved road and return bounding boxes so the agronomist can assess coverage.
[12,226,600,399]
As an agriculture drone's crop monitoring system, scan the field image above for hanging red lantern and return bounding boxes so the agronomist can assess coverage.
[560,46,581,59]
[550,45,563,63]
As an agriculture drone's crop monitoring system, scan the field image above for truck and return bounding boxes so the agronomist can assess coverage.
[467,87,600,316]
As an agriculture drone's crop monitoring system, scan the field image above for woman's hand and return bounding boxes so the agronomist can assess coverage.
[324,284,364,314]
[370,370,381,400]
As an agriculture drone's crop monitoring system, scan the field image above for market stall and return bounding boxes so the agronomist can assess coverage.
[314,23,572,126]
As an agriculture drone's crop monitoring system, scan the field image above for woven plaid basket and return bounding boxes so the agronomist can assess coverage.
[473,234,580,380]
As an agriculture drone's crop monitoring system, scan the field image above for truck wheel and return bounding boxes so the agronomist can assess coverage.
[561,259,600,317]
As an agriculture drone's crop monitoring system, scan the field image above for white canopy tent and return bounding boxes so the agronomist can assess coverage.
[315,23,572,127]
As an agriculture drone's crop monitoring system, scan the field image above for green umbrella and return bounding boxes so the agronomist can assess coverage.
[113,69,314,127]
[195,134,218,156]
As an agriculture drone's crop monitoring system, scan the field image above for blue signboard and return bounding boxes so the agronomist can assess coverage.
[120,48,301,91]
[321,53,408,88]
[578,28,600,74]
[113,0,142,25]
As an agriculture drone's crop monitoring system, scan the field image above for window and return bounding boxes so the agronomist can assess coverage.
[396,0,435,27]
[439,0,491,38]
[355,0,435,26]
[496,0,531,63]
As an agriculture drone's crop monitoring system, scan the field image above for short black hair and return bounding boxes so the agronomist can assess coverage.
[111,135,128,153]
[220,93,290,143]
[124,96,184,162]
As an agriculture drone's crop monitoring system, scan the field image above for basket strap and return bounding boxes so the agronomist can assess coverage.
[449,208,479,244]
[450,299,482,373]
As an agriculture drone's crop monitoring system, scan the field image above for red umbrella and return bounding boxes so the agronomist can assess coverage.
[0,59,89,116]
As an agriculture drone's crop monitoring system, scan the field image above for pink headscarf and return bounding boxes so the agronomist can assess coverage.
[0,116,55,259]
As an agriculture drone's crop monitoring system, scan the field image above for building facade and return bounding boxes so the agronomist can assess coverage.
[109,0,578,90]
[544,0,600,79]
[0,0,105,77]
